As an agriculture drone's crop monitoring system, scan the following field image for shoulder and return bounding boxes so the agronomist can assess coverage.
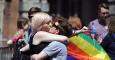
[35,31,50,35]
[89,19,98,24]
[34,31,58,39]
[34,31,48,38]
[88,19,98,28]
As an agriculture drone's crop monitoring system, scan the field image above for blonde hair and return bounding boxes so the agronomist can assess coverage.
[68,16,82,30]
[31,12,52,31]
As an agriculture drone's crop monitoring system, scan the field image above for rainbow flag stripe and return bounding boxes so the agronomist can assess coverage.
[67,33,110,60]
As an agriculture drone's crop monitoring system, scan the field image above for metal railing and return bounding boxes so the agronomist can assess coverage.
[0,47,13,60]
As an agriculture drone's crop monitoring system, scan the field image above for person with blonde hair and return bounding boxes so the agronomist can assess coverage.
[20,12,68,60]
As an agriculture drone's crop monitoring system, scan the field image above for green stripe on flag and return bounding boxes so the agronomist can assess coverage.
[70,36,100,56]
[69,34,110,60]
[79,33,103,51]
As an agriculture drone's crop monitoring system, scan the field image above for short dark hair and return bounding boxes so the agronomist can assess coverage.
[98,3,109,12]
[28,7,41,16]
[17,17,29,29]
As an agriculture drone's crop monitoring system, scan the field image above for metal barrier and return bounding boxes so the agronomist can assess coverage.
[0,47,13,60]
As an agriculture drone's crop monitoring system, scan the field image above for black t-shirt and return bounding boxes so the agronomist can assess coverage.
[25,32,50,60]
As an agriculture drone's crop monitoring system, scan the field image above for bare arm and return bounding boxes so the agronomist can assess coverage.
[32,31,68,45]
[73,26,88,34]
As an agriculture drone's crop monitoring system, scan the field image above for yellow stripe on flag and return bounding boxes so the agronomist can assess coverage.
[69,35,110,60]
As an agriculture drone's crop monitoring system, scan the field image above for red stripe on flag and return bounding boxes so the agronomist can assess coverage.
[67,42,103,60]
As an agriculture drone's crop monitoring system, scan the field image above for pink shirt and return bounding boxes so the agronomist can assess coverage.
[11,30,24,44]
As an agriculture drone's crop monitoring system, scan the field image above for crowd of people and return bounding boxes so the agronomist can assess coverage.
[7,3,115,60]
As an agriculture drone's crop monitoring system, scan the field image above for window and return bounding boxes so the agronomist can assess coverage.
[0,0,5,40]
[108,0,115,15]
[20,0,49,18]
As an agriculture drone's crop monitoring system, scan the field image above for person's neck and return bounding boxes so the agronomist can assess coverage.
[98,18,107,26]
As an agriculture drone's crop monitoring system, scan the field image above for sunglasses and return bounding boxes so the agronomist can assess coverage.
[28,16,33,20]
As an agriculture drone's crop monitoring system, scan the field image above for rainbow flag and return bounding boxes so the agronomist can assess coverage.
[67,33,110,60]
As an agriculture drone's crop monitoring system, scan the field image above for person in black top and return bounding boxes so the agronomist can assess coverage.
[20,12,68,60]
